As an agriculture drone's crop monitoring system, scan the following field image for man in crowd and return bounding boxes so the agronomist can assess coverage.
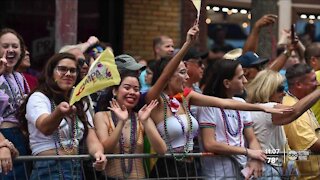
[283,63,320,179]
[305,42,320,123]
[236,51,269,82]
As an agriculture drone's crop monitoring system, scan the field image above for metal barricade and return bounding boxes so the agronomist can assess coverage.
[3,151,318,179]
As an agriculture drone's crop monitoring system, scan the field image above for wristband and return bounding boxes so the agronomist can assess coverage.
[283,50,291,57]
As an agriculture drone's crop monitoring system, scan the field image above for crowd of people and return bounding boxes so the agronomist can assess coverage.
[1,13,320,180]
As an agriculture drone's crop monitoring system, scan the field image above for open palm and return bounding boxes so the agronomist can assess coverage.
[138,100,158,123]
[108,99,128,122]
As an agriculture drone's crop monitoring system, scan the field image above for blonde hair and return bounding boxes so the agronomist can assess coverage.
[246,69,284,103]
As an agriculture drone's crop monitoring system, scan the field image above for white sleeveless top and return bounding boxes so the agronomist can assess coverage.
[156,114,199,151]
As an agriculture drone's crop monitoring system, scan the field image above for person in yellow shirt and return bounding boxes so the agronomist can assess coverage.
[305,42,320,124]
[283,63,320,180]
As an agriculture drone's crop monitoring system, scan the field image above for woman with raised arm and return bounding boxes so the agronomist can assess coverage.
[0,28,28,179]
[19,53,106,179]
[94,71,166,179]
[146,25,289,178]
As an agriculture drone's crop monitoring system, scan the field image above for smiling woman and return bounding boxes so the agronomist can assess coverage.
[17,53,106,180]
[0,28,29,180]
[94,71,166,179]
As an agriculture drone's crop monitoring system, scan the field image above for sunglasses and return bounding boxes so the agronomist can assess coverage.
[89,46,104,57]
[276,85,285,92]
[55,66,77,76]
[78,58,90,67]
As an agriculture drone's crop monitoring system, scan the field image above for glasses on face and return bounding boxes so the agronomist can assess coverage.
[276,85,285,93]
[55,66,77,76]
[78,58,90,67]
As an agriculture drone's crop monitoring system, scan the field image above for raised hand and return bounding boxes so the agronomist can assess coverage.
[108,99,128,122]
[247,149,267,161]
[138,100,158,124]
[0,51,7,75]
[186,25,199,45]
[255,14,277,29]
[87,36,99,46]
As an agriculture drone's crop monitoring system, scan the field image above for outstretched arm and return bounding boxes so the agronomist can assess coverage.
[189,91,289,113]
[272,89,320,125]
[145,25,199,104]
[35,102,76,135]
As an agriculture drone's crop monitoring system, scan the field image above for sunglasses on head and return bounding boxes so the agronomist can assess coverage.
[78,58,90,67]
[277,85,285,92]
[89,46,104,57]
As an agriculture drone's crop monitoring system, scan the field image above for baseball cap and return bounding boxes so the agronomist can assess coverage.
[236,51,269,68]
[115,54,146,72]
[183,47,208,61]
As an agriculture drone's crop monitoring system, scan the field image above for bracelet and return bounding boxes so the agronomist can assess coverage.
[245,148,248,156]
[283,50,291,57]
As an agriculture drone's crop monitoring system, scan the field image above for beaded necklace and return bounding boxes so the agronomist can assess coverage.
[50,100,79,154]
[3,72,27,106]
[111,111,137,178]
[160,93,193,161]
[220,108,242,146]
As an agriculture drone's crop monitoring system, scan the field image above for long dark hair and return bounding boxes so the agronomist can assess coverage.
[151,57,170,85]
[203,59,240,98]
[0,28,26,70]
[18,53,89,138]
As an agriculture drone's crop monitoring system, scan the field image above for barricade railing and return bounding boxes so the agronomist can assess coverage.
[2,151,318,179]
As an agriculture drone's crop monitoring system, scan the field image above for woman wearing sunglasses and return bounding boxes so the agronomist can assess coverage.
[19,53,106,179]
[247,69,320,178]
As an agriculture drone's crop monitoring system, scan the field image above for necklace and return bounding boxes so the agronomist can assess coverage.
[3,72,26,107]
[161,93,194,161]
[220,108,242,146]
[111,111,137,178]
[50,100,79,154]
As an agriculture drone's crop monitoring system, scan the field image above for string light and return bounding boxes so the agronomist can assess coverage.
[300,14,307,19]
[240,9,247,14]
[206,18,212,24]
[231,9,238,13]
[212,6,220,12]
[242,22,248,28]
[222,7,229,12]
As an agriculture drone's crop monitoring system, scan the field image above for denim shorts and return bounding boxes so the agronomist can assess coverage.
[0,127,30,180]
[30,159,81,180]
